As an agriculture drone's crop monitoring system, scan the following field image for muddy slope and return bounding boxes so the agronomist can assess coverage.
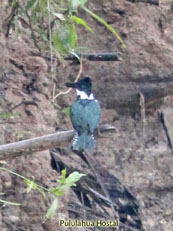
[0,1,173,231]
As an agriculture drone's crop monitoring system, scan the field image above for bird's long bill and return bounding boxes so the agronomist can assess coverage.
[65,82,78,88]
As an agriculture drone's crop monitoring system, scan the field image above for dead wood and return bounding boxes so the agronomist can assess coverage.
[159,112,173,155]
[42,52,121,63]
[65,52,121,62]
[50,148,143,231]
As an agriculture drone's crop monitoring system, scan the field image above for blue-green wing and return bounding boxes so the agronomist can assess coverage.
[70,100,101,134]
[70,101,85,132]
[84,100,101,132]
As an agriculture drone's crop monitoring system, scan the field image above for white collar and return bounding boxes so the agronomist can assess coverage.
[76,89,94,100]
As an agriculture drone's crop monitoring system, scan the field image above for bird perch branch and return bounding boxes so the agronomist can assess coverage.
[0,124,116,161]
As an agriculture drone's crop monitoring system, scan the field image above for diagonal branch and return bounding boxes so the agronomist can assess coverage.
[5,1,19,37]
[52,56,83,101]
[0,124,116,161]
[25,9,41,54]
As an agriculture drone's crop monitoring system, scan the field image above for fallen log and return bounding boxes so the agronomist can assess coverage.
[0,124,116,161]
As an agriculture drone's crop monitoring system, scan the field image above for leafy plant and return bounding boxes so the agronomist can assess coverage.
[0,199,20,206]
[8,0,126,57]
[46,169,85,219]
[0,167,85,220]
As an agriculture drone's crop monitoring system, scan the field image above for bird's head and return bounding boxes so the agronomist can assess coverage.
[66,77,93,99]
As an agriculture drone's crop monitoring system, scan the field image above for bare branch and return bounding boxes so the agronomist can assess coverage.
[5,2,19,38]
[43,52,120,63]
[158,112,173,155]
[127,0,159,5]
[25,9,41,54]
[52,56,83,101]
[0,124,116,161]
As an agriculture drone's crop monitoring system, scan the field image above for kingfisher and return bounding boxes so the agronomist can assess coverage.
[66,77,101,151]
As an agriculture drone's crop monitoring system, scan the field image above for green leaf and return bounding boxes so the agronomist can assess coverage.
[0,199,20,206]
[62,107,70,117]
[71,16,93,32]
[26,0,38,10]
[45,198,58,219]
[64,171,86,187]
[52,23,77,55]
[69,0,88,11]
[24,179,38,193]
[71,23,77,48]
[52,12,65,21]
[11,0,17,8]
[59,169,67,185]
[50,169,67,196]
[38,0,47,13]
[50,187,64,196]
[50,170,85,196]
[82,6,126,48]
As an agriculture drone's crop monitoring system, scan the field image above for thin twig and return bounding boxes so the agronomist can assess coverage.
[52,56,83,101]
[158,112,173,155]
[47,0,53,73]
[9,100,38,112]
[81,192,86,221]
[25,9,41,53]
[52,83,56,102]
[75,55,83,82]
[5,2,19,37]
[139,92,146,144]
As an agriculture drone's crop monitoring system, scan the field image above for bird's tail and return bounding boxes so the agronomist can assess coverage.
[72,133,96,151]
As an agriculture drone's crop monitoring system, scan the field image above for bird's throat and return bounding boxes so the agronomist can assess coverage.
[76,89,94,100]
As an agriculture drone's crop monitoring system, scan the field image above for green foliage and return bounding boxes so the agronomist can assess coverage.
[0,167,85,220]
[71,15,93,32]
[82,6,127,48]
[24,178,38,193]
[46,170,85,219]
[26,0,47,13]
[68,0,88,12]
[52,23,77,54]
[50,169,86,196]
[0,199,20,206]
[8,0,125,57]
[45,198,58,219]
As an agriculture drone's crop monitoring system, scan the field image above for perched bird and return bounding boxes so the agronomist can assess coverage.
[66,77,101,151]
